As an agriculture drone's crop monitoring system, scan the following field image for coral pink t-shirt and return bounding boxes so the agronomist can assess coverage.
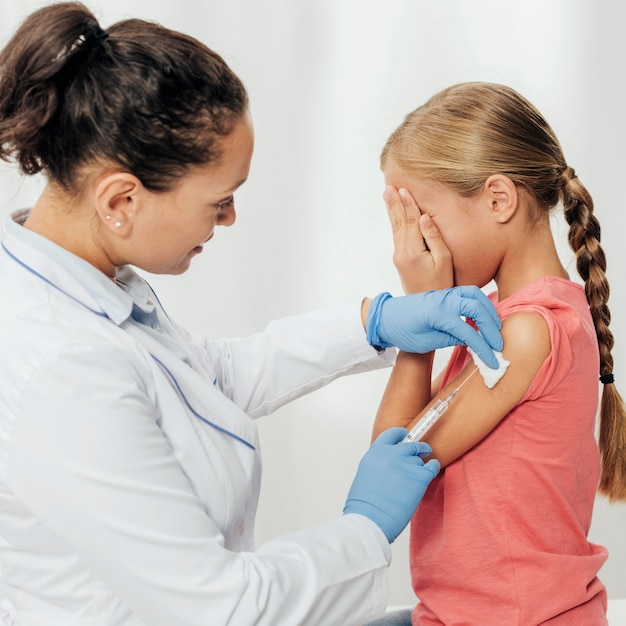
[410,277,608,625]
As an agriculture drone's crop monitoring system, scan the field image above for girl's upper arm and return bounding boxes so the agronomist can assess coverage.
[415,311,551,467]
[431,369,445,398]
[371,351,434,440]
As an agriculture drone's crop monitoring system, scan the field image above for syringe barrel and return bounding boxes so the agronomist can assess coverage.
[402,399,449,443]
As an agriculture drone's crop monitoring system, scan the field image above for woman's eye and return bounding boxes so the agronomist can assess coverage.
[216,197,234,211]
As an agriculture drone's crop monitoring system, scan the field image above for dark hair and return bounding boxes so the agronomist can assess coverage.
[0,2,248,193]
[382,82,626,502]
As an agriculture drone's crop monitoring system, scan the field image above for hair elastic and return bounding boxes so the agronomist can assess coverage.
[68,28,107,53]
[600,373,615,385]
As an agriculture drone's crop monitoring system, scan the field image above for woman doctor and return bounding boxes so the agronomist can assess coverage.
[0,4,503,625]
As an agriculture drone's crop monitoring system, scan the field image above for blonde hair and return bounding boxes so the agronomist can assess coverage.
[381,82,626,501]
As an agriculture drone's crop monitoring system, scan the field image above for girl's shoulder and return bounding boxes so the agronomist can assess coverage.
[494,276,586,316]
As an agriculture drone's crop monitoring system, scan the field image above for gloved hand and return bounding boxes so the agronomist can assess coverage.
[343,427,440,543]
[366,287,503,368]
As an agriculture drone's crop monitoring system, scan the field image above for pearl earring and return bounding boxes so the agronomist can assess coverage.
[114,221,122,228]
[105,215,111,220]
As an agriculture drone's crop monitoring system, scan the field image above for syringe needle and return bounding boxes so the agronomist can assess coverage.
[444,366,479,403]
[456,366,479,391]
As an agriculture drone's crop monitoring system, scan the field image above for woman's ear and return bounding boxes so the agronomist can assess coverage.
[93,172,143,234]
[483,174,518,224]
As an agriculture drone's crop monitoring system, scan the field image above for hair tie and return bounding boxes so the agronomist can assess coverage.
[67,28,109,58]
[58,27,109,85]
[600,373,615,385]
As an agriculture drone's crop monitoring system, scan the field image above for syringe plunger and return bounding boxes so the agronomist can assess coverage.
[402,398,450,443]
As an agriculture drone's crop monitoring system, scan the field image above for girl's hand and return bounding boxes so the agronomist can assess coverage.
[384,185,453,293]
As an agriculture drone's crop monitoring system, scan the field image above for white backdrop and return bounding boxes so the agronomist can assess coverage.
[1,0,624,608]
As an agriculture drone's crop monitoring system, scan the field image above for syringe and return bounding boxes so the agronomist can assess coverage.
[402,367,479,443]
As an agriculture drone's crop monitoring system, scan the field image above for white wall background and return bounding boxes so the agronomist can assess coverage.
[1,0,624,608]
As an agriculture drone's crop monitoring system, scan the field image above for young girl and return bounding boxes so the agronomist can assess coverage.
[372,82,626,625]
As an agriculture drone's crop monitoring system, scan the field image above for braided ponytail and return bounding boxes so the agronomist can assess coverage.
[562,166,626,501]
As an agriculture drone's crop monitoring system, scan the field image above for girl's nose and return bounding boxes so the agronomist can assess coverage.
[218,206,236,227]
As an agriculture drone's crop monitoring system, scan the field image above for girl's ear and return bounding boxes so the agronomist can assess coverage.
[483,174,518,224]
[93,172,143,235]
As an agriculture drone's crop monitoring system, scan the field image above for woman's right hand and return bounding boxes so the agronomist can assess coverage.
[384,185,453,294]
[343,427,440,543]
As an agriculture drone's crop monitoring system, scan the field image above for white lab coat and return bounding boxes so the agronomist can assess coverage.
[0,214,395,626]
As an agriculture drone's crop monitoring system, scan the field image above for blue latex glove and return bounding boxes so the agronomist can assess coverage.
[366,287,503,368]
[343,427,440,543]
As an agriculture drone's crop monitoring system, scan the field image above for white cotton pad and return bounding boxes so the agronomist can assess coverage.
[467,348,510,389]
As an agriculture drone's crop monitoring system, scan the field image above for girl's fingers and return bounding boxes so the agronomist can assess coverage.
[398,188,424,243]
[385,186,424,244]
[383,186,453,293]
[383,185,402,230]
[419,213,453,269]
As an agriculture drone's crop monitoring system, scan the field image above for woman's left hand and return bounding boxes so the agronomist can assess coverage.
[384,185,453,293]
[365,287,503,367]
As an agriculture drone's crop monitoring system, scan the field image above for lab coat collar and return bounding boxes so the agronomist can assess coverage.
[4,209,137,325]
